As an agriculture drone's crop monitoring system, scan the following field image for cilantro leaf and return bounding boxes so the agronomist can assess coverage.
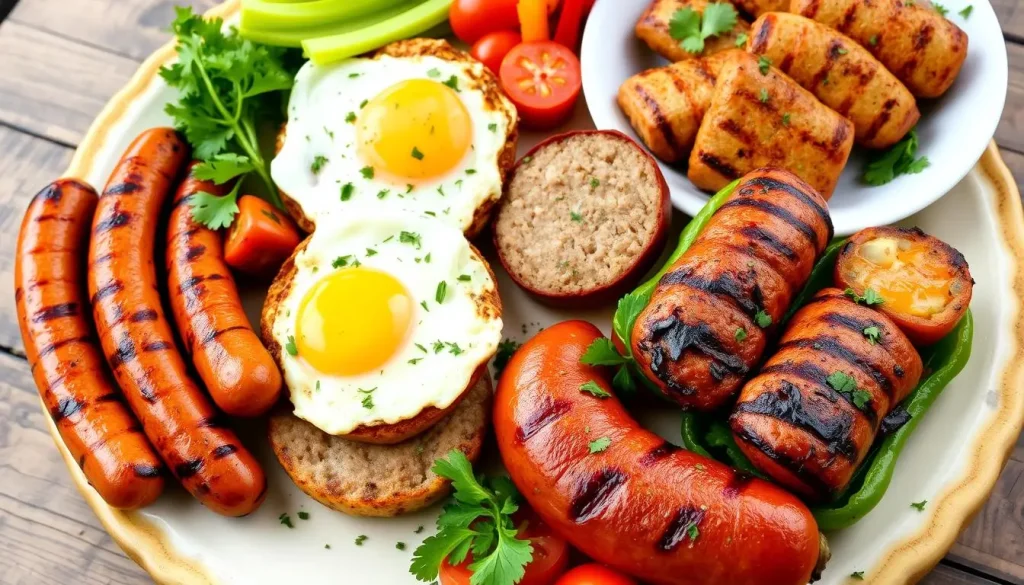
[669,4,738,54]
[845,287,885,306]
[933,2,949,16]
[754,310,772,328]
[669,9,702,50]
[826,371,858,394]
[492,339,522,379]
[863,326,882,344]
[863,128,930,186]
[433,450,491,505]
[580,380,612,399]
[910,499,927,511]
[850,571,865,580]
[189,187,240,230]
[612,365,637,395]
[701,2,738,38]
[617,292,650,349]
[580,338,628,366]
[958,5,972,18]
[192,153,254,184]
[851,390,872,409]
[588,437,612,453]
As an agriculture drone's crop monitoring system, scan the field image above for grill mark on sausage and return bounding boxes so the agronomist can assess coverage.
[569,468,626,523]
[201,325,249,347]
[696,151,740,180]
[94,391,126,405]
[212,444,238,459]
[171,193,195,211]
[760,361,878,423]
[93,210,132,233]
[731,420,836,497]
[722,470,755,498]
[91,252,114,266]
[894,364,905,378]
[822,312,884,343]
[658,506,706,551]
[635,85,681,157]
[142,341,173,353]
[660,268,761,317]
[175,459,204,479]
[719,198,818,245]
[516,398,572,442]
[34,214,74,223]
[185,244,206,261]
[639,441,680,467]
[777,336,894,400]
[51,397,84,422]
[104,182,143,196]
[139,382,158,403]
[862,99,897,143]
[129,309,159,323]
[750,14,774,54]
[739,225,797,260]
[643,314,748,379]
[35,182,64,202]
[811,39,842,88]
[32,302,78,323]
[738,176,830,239]
[134,463,163,478]
[109,334,138,370]
[735,380,858,458]
[36,335,93,359]
[881,405,912,434]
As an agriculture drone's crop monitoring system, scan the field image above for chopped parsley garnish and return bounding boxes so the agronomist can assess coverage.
[365,248,378,257]
[570,210,583,222]
[414,525,425,534]
[355,535,368,546]
[325,544,331,549]
[845,287,885,306]
[869,35,879,46]
[589,437,612,454]
[377,189,389,199]
[590,177,600,188]
[285,336,298,356]
[492,339,522,379]
[437,185,445,197]
[408,358,423,365]
[279,513,294,528]
[735,327,748,342]
[358,387,376,410]
[910,500,928,511]
[340,183,354,201]
[435,281,448,304]
[345,111,356,123]
[759,88,770,103]
[863,325,881,344]
[826,371,872,409]
[863,128,929,186]
[443,76,460,91]
[735,33,748,47]
[400,231,422,249]
[396,542,407,551]
[298,511,310,520]
[668,3,739,54]
[458,274,471,282]
[310,155,328,174]
[411,147,424,160]
[580,336,638,397]
[850,571,864,580]
[360,166,375,179]
[359,99,368,109]
[349,72,361,78]
[425,252,432,263]
[758,55,772,75]
[782,112,791,126]
[415,343,428,353]
[406,184,415,194]
[958,5,972,18]
[420,300,430,312]
[835,47,849,56]
[580,380,612,399]
[427,68,441,78]
[466,168,477,175]
[488,123,497,132]
[754,310,772,328]
[333,255,353,268]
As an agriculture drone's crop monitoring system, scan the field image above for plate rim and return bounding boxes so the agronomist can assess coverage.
[49,1,1024,584]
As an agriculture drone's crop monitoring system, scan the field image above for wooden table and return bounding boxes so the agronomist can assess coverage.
[0,1,1022,583]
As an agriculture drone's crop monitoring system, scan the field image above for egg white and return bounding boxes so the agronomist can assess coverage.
[270,210,503,436]
[271,54,513,234]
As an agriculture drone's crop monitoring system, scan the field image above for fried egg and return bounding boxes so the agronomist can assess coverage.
[271,39,518,237]
[267,210,503,436]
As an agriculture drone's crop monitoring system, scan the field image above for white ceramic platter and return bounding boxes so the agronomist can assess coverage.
[48,2,1024,584]
[581,0,1009,236]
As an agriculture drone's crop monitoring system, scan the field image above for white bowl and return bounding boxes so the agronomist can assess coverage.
[581,0,1008,236]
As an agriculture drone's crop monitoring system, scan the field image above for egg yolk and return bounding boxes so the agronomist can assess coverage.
[295,267,414,376]
[357,79,472,181]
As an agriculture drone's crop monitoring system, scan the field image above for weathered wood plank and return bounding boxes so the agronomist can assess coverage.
[995,42,1024,154]
[923,564,1002,585]
[992,0,1024,40]
[9,0,219,62]
[0,125,75,355]
[0,350,148,585]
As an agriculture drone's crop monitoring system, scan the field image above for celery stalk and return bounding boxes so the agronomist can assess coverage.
[239,1,419,48]
[240,0,409,31]
[302,0,452,65]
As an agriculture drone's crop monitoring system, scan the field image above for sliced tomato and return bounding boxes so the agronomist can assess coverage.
[439,512,569,585]
[472,31,523,75]
[499,41,582,130]
[450,0,520,44]
[554,564,637,585]
[224,195,301,277]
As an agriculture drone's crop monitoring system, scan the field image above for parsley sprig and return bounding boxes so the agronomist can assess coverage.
[410,451,533,585]
[862,128,930,186]
[161,7,295,229]
[669,3,739,54]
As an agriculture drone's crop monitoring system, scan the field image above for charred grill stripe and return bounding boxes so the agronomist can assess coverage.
[665,66,700,132]
[881,405,912,434]
[172,193,195,210]
[129,309,159,323]
[804,0,820,17]
[863,99,897,143]
[740,176,831,241]
[212,444,238,459]
[139,382,158,404]
[175,459,204,479]
[90,281,123,305]
[658,506,706,552]
[731,420,836,497]
[91,252,114,265]
[719,118,758,145]
[185,244,206,261]
[94,391,127,405]
[739,225,797,260]
[569,468,626,523]
[750,14,774,54]
[198,415,227,428]
[104,182,143,196]
[37,335,93,359]
[644,315,748,375]
[839,1,859,32]
[639,441,680,467]
[659,270,759,317]
[51,397,84,421]
[36,183,64,202]
[93,211,131,233]
[778,336,894,399]
[719,198,818,246]
[109,334,138,370]
[734,381,858,458]
[34,214,74,223]
[809,39,842,88]
[822,312,884,341]
[697,152,740,180]
[760,361,878,423]
[201,325,249,346]
[635,86,681,156]
[32,303,78,323]
[142,341,173,353]
[515,398,572,442]
[134,463,162,478]
[913,23,934,51]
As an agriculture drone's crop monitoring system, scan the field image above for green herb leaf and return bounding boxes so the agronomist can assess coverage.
[488,123,498,132]
[782,112,791,126]
[580,380,612,399]
[826,371,858,394]
[869,34,879,46]
[192,153,254,185]
[400,231,422,249]
[754,310,772,328]
[458,274,472,282]
[340,183,355,201]
[588,437,612,454]
[863,325,881,344]
[358,387,376,409]
[611,365,637,396]
[850,571,864,580]
[735,327,747,342]
[412,147,425,160]
[492,339,522,379]
[427,68,441,78]
[311,155,328,174]
[590,177,600,188]
[758,55,772,75]
[863,128,930,186]
[845,287,885,306]
[669,3,738,54]
[910,500,927,511]
[443,76,460,92]
[580,338,628,366]
[759,87,770,103]
[346,111,357,123]
[851,389,872,409]
[189,188,240,230]
[285,335,298,356]
[360,166,375,179]
[279,513,294,528]
[396,542,406,551]
[735,32,748,47]
[958,5,972,18]
[435,281,448,304]
[298,511,310,520]
[355,535,368,546]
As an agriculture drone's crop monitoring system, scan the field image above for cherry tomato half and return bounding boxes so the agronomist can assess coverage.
[499,41,582,130]
[439,513,570,585]
[553,564,638,585]
[472,30,523,75]
[450,0,520,44]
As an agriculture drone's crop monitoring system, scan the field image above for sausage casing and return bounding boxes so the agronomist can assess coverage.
[618,51,734,163]
[15,179,165,509]
[88,128,267,516]
[688,51,854,198]
[748,12,920,149]
[791,0,968,98]
[635,0,750,63]
[730,288,923,500]
[632,168,832,411]
[495,320,825,585]
[167,163,283,417]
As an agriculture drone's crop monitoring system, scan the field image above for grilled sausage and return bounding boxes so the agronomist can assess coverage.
[636,0,750,63]
[734,0,788,17]
[15,179,165,509]
[495,320,827,585]
[88,128,267,517]
[748,13,920,149]
[632,168,832,411]
[688,51,854,198]
[791,0,968,98]
[730,288,923,501]
[618,51,733,163]
[167,163,283,417]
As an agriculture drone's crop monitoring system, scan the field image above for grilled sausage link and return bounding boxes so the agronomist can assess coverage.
[791,0,968,98]
[15,179,165,509]
[636,0,750,63]
[88,128,267,516]
[495,321,827,585]
[730,288,923,501]
[618,51,733,163]
[632,168,832,411]
[748,12,920,149]
[167,163,282,417]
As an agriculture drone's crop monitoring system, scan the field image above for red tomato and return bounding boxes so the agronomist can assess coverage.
[472,31,523,75]
[499,41,582,130]
[553,564,638,585]
[439,514,570,585]
[450,0,520,44]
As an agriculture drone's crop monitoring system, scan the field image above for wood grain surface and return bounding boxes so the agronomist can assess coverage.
[0,1,1021,584]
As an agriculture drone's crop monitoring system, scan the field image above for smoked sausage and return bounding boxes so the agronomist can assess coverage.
[631,168,832,411]
[730,288,923,501]
[495,320,827,585]
[167,163,282,417]
[88,128,267,517]
[15,179,165,509]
